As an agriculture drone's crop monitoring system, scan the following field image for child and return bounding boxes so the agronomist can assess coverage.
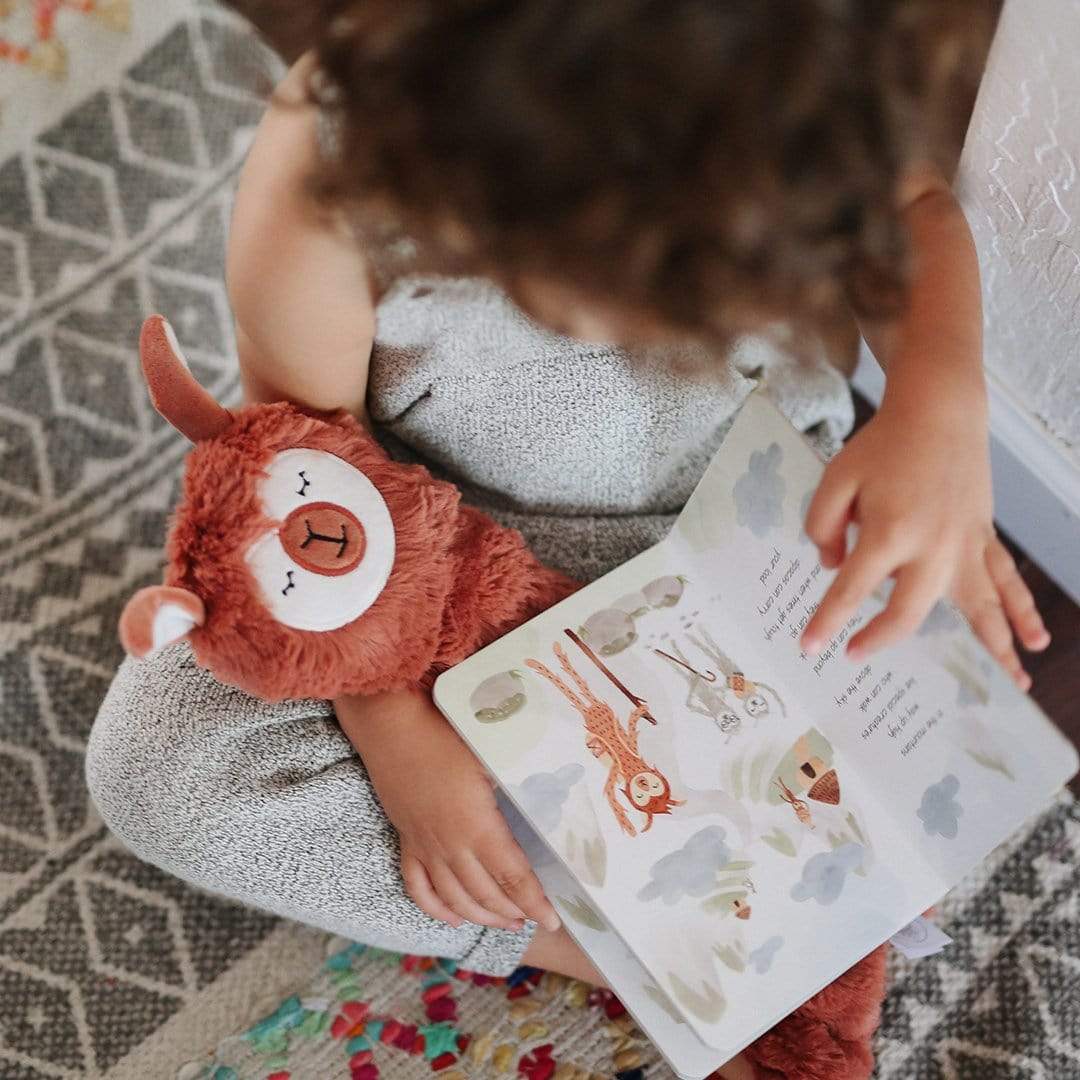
[87,2,1050,1076]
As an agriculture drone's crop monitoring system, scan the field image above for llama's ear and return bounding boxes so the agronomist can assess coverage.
[119,586,206,659]
[139,315,233,442]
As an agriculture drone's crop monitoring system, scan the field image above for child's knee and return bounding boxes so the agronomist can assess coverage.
[86,647,223,866]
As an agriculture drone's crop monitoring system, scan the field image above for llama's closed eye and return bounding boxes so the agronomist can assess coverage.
[249,448,395,632]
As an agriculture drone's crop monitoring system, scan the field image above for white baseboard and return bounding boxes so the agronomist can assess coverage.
[852,345,1080,605]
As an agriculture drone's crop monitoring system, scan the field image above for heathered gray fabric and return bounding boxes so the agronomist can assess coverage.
[87,645,534,974]
[368,274,854,578]
[87,274,853,975]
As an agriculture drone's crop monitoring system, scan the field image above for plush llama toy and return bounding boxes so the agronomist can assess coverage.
[120,315,887,1080]
[119,315,578,700]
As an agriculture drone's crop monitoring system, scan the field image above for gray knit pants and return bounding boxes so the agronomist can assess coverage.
[85,503,689,977]
[85,644,533,975]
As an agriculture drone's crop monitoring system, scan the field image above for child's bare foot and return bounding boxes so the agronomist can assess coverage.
[521,925,605,985]
[522,928,755,1079]
[712,1054,757,1080]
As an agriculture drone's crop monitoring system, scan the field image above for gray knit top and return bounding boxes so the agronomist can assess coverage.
[366,273,853,583]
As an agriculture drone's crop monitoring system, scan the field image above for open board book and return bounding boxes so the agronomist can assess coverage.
[433,389,1078,1078]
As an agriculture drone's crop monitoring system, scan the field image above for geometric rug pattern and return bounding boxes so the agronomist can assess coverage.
[0,3,282,1074]
[877,793,1080,1079]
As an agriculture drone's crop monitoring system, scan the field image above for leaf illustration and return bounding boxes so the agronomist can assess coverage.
[583,836,607,886]
[713,944,747,973]
[966,749,1015,781]
[762,827,797,857]
[942,649,990,706]
[669,973,726,1023]
[702,890,745,915]
[556,895,607,932]
[748,748,772,801]
[642,982,686,1024]
[731,761,744,801]
[845,812,867,845]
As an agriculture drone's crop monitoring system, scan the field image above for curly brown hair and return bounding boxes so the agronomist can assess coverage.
[235,0,998,345]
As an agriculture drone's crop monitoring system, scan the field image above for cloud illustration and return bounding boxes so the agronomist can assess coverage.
[496,791,555,870]
[515,763,586,834]
[750,936,784,974]
[791,843,864,905]
[733,442,785,538]
[637,826,733,905]
[917,775,963,839]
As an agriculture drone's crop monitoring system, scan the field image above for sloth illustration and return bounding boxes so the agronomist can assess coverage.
[682,625,787,719]
[654,641,743,742]
[774,775,815,831]
[526,642,683,836]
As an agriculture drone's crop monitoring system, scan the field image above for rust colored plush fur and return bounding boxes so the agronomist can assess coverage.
[165,402,576,701]
[744,946,888,1080]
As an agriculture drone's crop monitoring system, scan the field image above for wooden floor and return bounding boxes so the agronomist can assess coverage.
[850,393,1080,790]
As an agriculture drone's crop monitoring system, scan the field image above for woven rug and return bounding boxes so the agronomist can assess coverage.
[0,3,323,1077]
[174,794,1080,1080]
[3,3,1080,1078]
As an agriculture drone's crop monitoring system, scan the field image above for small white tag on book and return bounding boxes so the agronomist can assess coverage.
[889,916,952,959]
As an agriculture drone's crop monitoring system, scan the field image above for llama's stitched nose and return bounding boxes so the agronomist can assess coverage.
[280,501,366,576]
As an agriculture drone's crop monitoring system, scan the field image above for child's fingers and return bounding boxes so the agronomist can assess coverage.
[804,467,858,569]
[965,596,1030,691]
[428,861,522,930]
[401,852,464,928]
[952,557,1030,689]
[985,538,1051,652]
[845,560,948,661]
[480,846,561,933]
[451,854,527,928]
[801,534,897,655]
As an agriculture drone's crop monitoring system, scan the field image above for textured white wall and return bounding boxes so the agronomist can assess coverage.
[957,0,1080,464]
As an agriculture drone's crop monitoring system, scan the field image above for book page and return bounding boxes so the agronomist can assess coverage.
[434,515,926,1061]
[434,390,1077,1066]
[435,539,824,1060]
[496,792,725,1079]
[674,390,1078,890]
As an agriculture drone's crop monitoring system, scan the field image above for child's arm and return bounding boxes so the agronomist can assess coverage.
[337,690,561,933]
[801,166,1050,686]
[227,53,374,416]
[227,56,557,934]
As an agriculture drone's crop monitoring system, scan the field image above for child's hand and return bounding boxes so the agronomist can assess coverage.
[947,533,1050,690]
[337,689,561,933]
[801,399,1050,688]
